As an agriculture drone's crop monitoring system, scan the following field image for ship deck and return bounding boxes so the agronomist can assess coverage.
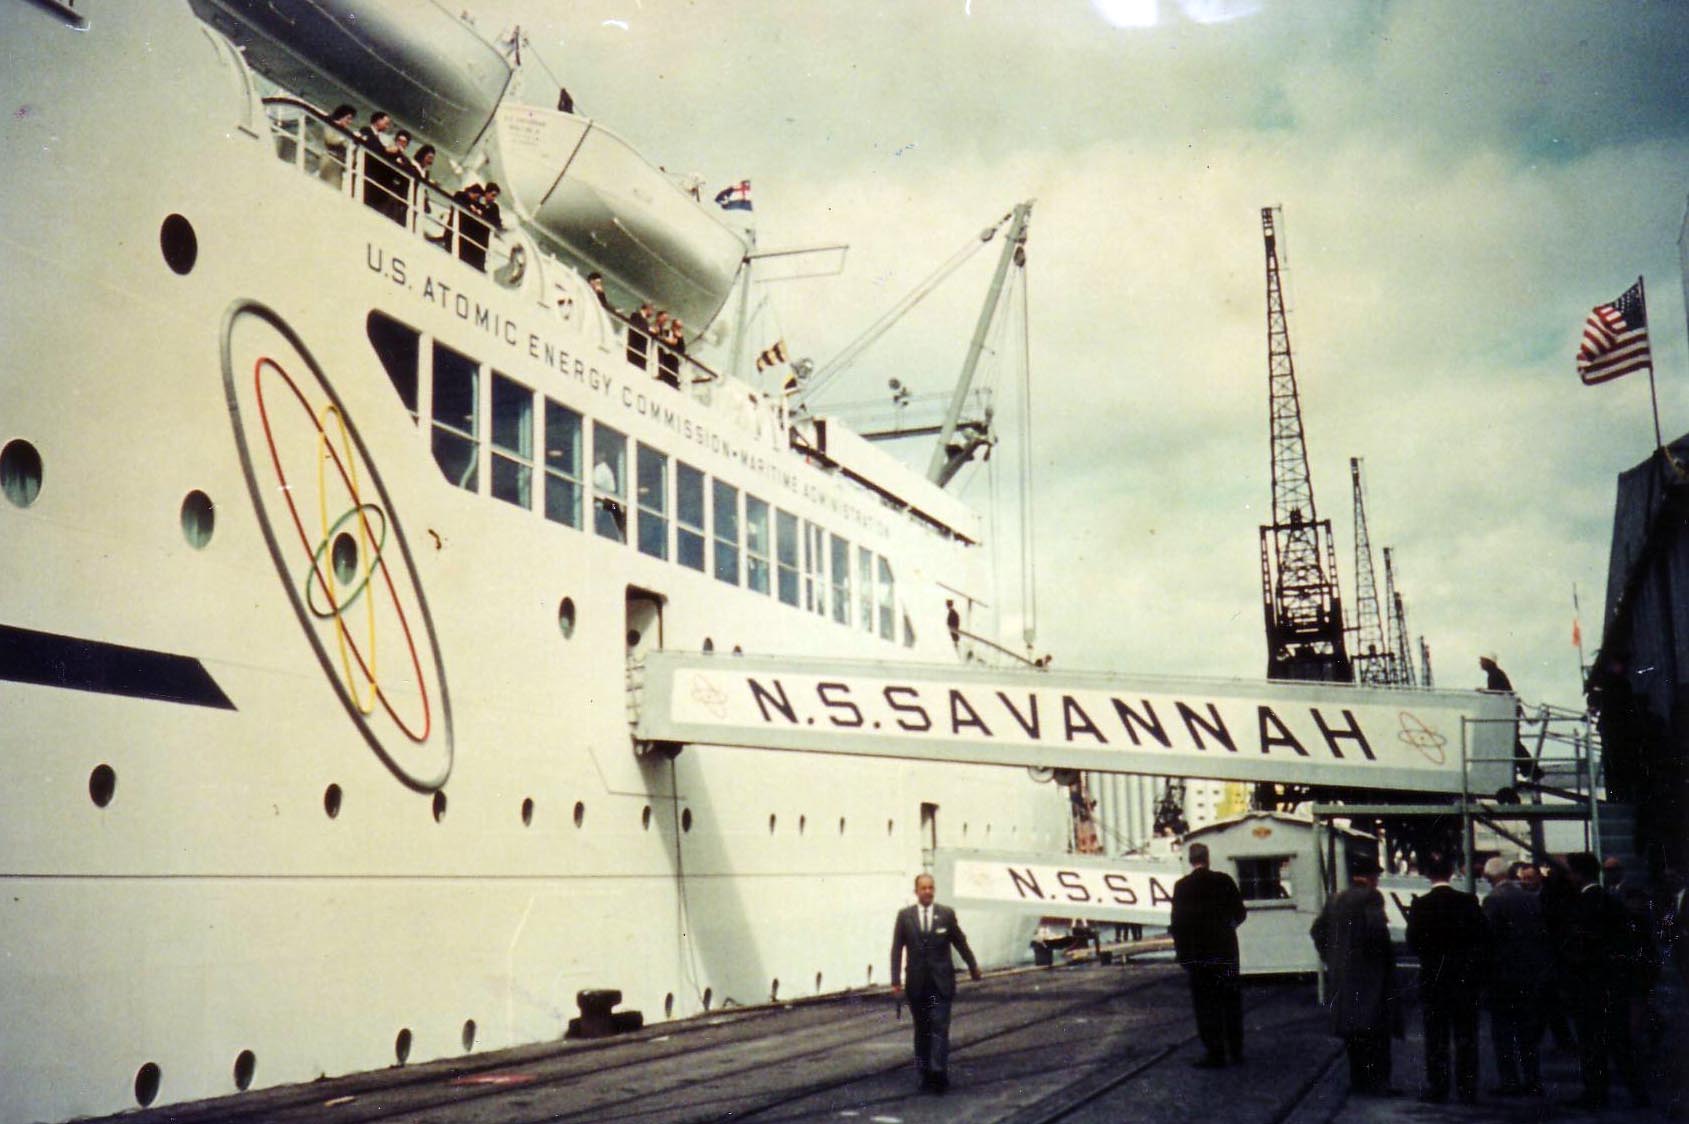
[88,956,1685,1123]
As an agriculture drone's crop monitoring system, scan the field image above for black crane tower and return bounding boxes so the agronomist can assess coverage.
[1382,547,1417,687]
[1258,207,1351,683]
[1420,635,1435,687]
[1349,457,1394,685]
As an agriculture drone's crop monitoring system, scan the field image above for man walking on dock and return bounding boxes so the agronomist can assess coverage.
[1170,842,1248,1067]
[891,872,981,1093]
[1407,852,1489,1104]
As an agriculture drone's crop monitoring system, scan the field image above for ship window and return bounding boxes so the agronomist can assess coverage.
[430,345,479,491]
[543,399,583,529]
[676,462,705,571]
[878,557,895,640]
[366,312,420,422]
[592,424,628,542]
[0,439,42,508]
[490,373,534,511]
[858,547,875,633]
[775,509,799,606]
[804,522,826,616]
[829,535,851,625]
[636,444,668,560]
[745,496,771,595]
[713,480,740,586]
[1235,855,1295,901]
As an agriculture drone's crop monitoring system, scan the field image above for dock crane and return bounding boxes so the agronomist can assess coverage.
[1257,207,1351,686]
[1349,457,1395,685]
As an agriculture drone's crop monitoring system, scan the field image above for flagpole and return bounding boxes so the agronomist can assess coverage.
[1572,582,1586,685]
[1641,274,1665,451]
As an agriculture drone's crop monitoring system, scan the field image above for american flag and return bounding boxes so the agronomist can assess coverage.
[1577,278,1650,385]
[713,180,752,212]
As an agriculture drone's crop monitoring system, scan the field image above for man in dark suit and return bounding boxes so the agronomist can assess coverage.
[890,872,981,1092]
[1560,851,1649,1110]
[1406,852,1490,1104]
[1169,842,1248,1067]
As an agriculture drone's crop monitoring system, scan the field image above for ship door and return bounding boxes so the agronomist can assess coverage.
[920,802,939,872]
[626,587,664,657]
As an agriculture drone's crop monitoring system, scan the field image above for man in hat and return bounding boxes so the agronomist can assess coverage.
[1311,857,1399,1096]
[1479,652,1538,780]
[1170,842,1248,1067]
[891,872,981,1093]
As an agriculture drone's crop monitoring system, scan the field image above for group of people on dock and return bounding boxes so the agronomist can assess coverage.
[1310,849,1680,1110]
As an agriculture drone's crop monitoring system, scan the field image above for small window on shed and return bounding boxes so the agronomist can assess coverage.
[1235,855,1294,901]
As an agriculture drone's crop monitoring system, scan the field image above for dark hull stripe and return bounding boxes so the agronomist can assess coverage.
[0,623,235,710]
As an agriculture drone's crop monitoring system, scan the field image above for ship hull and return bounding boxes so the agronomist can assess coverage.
[0,4,1069,1120]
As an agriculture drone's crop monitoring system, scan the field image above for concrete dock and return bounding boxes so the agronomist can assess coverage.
[88,958,1683,1123]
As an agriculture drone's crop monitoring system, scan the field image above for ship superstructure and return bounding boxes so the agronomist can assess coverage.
[0,3,1072,1118]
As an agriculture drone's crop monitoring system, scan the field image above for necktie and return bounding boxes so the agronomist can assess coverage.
[922,906,931,933]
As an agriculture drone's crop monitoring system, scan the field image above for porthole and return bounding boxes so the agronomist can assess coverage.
[331,531,358,585]
[664,993,675,1018]
[232,1050,256,1091]
[573,801,585,828]
[732,645,743,656]
[770,978,780,1001]
[88,764,116,808]
[798,814,806,835]
[963,822,969,838]
[814,971,823,991]
[160,213,197,275]
[134,1062,162,1107]
[324,784,343,819]
[0,439,42,508]
[558,597,576,639]
[521,797,534,826]
[768,813,777,835]
[180,490,215,549]
[838,816,847,835]
[702,987,713,1011]
[681,808,693,832]
[866,964,874,985]
[886,819,894,836]
[641,804,652,831]
[702,637,714,653]
[462,1019,477,1052]
[432,791,447,823]
[394,1027,412,1065]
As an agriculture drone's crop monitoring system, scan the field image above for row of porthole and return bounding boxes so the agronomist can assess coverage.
[128,1020,477,1107]
[87,768,1021,842]
[1,443,748,660]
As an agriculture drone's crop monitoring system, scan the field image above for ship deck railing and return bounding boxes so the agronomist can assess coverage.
[260,97,796,455]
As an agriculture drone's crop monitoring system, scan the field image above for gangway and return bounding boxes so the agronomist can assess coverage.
[630,652,1519,795]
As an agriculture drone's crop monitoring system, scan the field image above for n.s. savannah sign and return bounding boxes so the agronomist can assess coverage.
[634,653,1518,794]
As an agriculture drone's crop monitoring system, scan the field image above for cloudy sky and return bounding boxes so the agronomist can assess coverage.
[485,0,1689,709]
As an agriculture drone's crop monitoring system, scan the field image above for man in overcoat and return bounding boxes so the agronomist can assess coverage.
[891,872,981,1092]
[1169,841,1248,1067]
[1311,857,1399,1096]
[1481,856,1550,1096]
[1407,852,1490,1104]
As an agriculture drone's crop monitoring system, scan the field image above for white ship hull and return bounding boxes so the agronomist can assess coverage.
[0,4,1071,1120]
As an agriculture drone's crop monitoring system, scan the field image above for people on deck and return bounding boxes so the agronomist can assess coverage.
[626,300,653,370]
[321,104,355,187]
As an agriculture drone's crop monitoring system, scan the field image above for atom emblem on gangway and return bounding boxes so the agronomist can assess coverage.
[1396,711,1447,766]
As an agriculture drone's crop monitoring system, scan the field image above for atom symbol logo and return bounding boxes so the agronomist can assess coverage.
[222,301,452,790]
[1397,711,1447,765]
[690,674,729,719]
